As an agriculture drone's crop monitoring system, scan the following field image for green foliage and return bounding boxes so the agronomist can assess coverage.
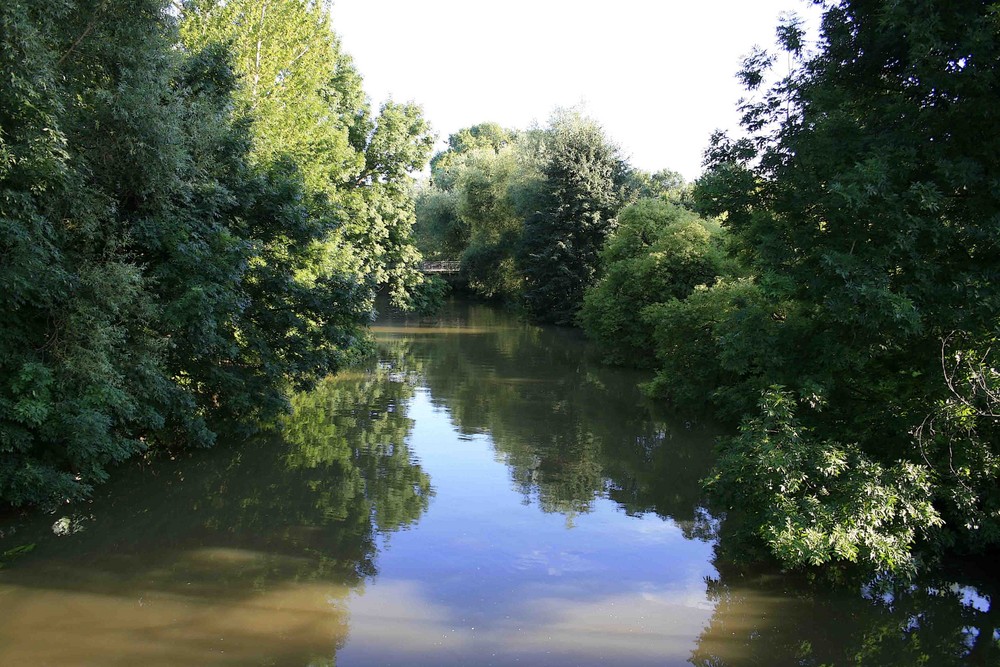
[414,122,536,302]
[180,0,433,310]
[0,0,429,507]
[395,275,450,317]
[455,147,526,301]
[913,333,1000,550]
[679,0,1000,571]
[429,121,517,190]
[414,115,699,319]
[415,113,653,314]
[180,0,355,183]
[709,388,942,573]
[627,168,692,205]
[520,110,631,324]
[414,185,465,259]
[579,199,723,366]
[349,101,435,308]
[641,277,830,424]
[1,0,196,506]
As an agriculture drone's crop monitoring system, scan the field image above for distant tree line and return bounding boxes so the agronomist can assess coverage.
[414,0,1000,575]
[414,112,690,325]
[0,0,435,507]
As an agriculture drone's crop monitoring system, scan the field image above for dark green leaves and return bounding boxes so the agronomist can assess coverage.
[688,0,1000,573]
[0,0,430,507]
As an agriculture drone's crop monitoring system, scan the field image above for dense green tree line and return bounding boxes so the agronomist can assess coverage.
[414,112,688,324]
[414,1,1000,575]
[587,0,998,574]
[0,0,432,507]
[683,0,999,574]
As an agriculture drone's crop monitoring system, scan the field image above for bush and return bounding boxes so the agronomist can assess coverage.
[707,388,942,575]
[580,199,722,366]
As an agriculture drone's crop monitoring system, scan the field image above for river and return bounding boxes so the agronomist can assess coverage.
[0,300,995,665]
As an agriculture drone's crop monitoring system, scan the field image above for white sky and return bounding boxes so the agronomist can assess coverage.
[329,0,822,182]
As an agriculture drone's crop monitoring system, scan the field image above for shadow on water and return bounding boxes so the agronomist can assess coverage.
[373,299,1000,666]
[691,556,1000,666]
[0,364,431,665]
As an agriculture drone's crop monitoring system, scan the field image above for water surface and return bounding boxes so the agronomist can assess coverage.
[0,300,995,665]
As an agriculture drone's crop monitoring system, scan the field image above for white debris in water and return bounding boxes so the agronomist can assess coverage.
[52,517,73,535]
[51,515,89,536]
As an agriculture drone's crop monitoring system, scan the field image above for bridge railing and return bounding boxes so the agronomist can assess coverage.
[420,260,461,274]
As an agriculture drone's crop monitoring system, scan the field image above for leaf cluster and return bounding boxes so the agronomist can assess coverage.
[579,199,724,366]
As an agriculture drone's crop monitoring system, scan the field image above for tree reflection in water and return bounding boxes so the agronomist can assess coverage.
[378,302,719,532]
[283,363,433,536]
[690,557,999,666]
[0,360,431,665]
[1,299,996,666]
[377,300,999,666]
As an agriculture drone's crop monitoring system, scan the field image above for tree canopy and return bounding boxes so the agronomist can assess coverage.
[414,111,644,321]
[661,0,1000,573]
[0,0,432,507]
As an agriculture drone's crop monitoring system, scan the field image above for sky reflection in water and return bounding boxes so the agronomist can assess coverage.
[342,301,720,665]
[0,300,995,666]
[339,390,717,666]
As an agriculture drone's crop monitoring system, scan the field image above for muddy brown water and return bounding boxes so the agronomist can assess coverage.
[0,300,995,665]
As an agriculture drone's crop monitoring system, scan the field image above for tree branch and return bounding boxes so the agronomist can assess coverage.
[57,1,109,67]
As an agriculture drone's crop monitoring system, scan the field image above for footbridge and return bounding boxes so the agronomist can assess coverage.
[419,260,461,275]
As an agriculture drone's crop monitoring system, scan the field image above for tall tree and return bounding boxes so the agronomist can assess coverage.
[692,0,1000,570]
[519,110,631,325]
[179,0,434,308]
